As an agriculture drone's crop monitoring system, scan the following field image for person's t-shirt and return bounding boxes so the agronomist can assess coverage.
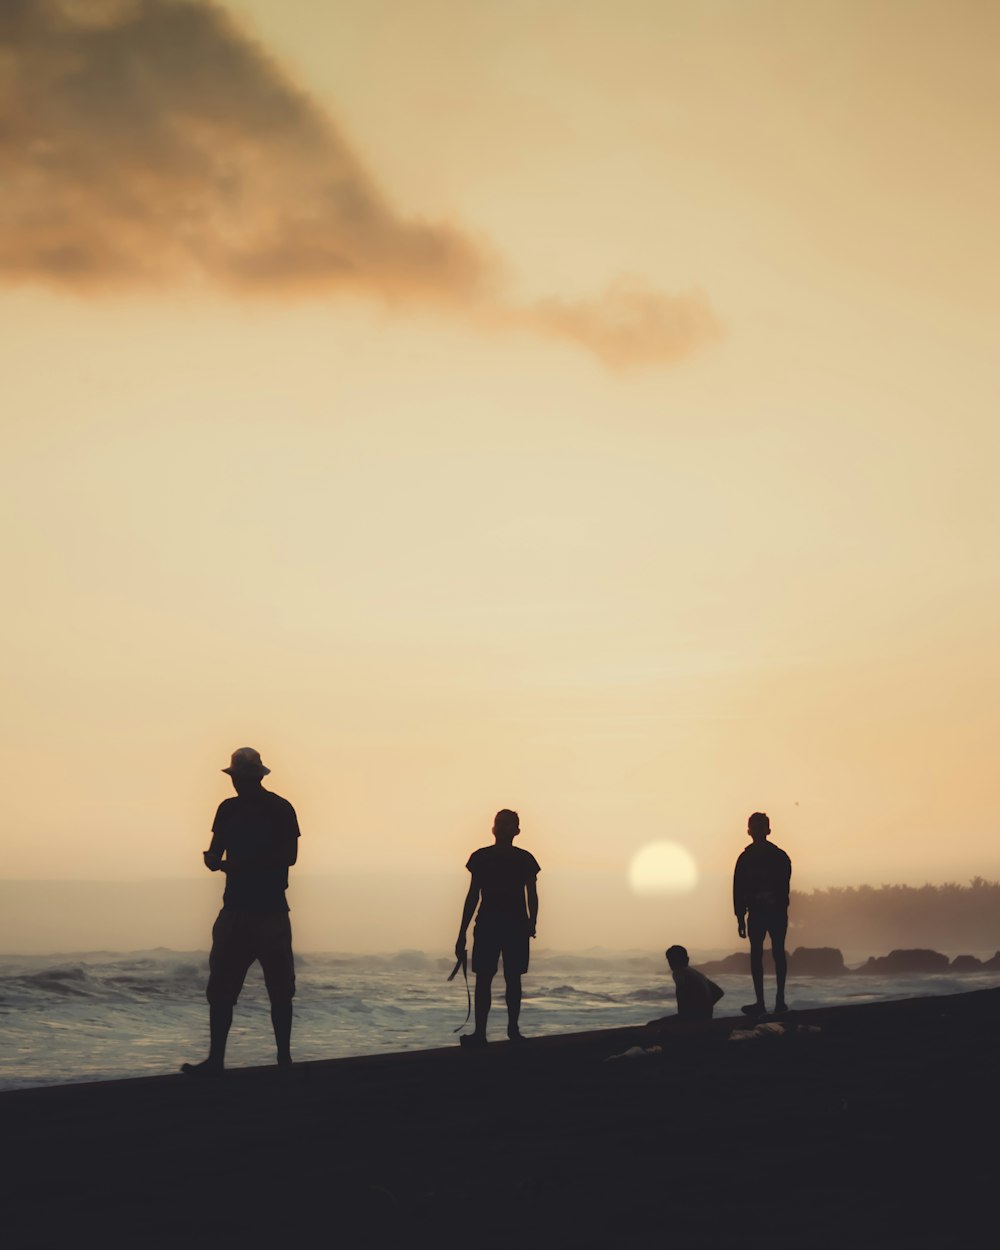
[733,841,792,916]
[466,845,541,919]
[672,965,725,1021]
[212,789,300,912]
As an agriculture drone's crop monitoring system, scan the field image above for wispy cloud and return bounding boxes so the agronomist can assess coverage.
[0,0,720,366]
[521,281,719,370]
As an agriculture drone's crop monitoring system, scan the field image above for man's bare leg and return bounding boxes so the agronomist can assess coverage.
[270,1001,293,1066]
[182,1002,233,1076]
[773,943,788,1012]
[504,971,523,1040]
[742,940,767,1016]
[473,972,493,1037]
[460,971,493,1047]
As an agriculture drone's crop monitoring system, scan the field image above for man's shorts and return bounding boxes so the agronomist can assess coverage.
[747,906,788,949]
[206,909,295,1005]
[472,912,530,978]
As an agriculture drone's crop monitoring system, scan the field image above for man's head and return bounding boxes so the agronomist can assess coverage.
[747,811,770,842]
[223,747,269,795]
[492,809,520,845]
[665,945,689,971]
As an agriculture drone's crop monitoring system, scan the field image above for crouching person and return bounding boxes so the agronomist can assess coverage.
[665,945,724,1020]
[647,944,725,1031]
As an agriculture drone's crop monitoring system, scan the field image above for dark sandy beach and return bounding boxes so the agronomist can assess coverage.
[5,988,998,1249]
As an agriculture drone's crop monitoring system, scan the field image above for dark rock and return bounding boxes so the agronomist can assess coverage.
[699,947,846,977]
[788,947,846,976]
[980,951,1000,970]
[950,955,984,971]
[854,949,950,974]
[699,953,753,975]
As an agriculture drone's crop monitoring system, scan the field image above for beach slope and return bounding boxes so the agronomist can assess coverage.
[5,989,998,1248]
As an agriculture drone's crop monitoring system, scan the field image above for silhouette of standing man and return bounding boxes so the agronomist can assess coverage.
[733,811,791,1017]
[455,809,540,1047]
[183,747,300,1076]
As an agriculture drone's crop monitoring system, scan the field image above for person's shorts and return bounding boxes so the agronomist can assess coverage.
[747,906,788,949]
[472,912,530,978]
[206,909,295,1005]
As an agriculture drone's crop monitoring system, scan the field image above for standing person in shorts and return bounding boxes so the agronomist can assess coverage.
[455,809,540,1047]
[182,747,300,1076]
[733,811,792,1017]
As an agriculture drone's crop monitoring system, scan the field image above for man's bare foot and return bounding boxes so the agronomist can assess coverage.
[741,1002,767,1017]
[460,1033,488,1049]
[773,1000,789,1014]
[180,1059,223,1078]
[277,1055,293,1068]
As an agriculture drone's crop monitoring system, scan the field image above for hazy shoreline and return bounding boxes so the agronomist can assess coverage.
[4,942,1000,968]
[6,875,1000,958]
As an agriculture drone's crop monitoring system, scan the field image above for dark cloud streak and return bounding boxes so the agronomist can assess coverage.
[0,0,720,366]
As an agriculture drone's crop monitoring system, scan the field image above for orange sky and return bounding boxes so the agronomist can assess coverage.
[2,0,998,952]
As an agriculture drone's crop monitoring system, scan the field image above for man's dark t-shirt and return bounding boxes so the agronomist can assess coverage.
[733,841,792,917]
[212,789,300,913]
[466,846,541,918]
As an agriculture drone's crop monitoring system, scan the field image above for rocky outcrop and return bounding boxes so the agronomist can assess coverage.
[698,947,846,977]
[788,947,846,976]
[699,952,753,975]
[854,949,950,974]
[701,946,997,976]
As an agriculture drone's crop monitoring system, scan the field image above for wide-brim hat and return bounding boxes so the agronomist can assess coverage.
[223,747,270,776]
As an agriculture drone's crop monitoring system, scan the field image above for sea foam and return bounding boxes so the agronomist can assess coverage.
[1,949,997,1090]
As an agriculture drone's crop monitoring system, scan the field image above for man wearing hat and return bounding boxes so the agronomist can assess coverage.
[182,747,300,1076]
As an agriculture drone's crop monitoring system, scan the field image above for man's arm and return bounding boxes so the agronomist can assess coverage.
[283,803,300,868]
[276,807,299,869]
[203,828,226,872]
[526,876,539,938]
[456,877,480,960]
[733,858,747,937]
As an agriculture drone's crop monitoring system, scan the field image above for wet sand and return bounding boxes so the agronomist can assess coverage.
[5,988,998,1248]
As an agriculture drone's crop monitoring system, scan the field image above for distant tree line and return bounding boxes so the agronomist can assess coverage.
[789,878,1000,955]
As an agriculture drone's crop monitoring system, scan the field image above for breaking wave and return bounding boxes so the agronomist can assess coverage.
[2,950,997,1091]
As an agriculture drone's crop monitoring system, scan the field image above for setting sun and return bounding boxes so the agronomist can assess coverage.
[627,842,699,896]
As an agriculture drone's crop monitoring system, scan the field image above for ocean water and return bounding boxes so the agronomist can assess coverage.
[1,949,997,1091]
